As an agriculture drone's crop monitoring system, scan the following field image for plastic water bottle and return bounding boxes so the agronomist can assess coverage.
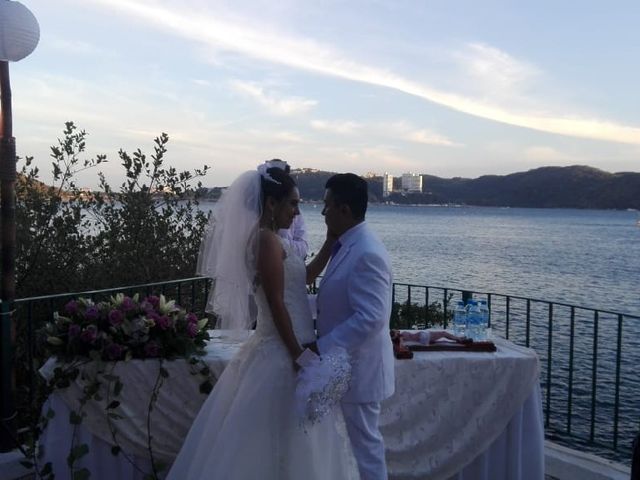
[477,300,490,340]
[466,300,481,341]
[452,301,467,337]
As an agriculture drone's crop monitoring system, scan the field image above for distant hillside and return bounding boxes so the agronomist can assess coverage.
[420,166,640,209]
[290,165,640,210]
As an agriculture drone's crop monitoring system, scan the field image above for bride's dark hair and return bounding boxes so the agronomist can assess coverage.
[261,167,296,205]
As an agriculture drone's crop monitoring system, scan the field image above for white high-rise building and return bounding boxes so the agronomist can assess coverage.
[383,173,394,197]
[401,173,422,193]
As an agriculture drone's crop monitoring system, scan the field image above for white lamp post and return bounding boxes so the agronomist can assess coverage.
[0,0,39,453]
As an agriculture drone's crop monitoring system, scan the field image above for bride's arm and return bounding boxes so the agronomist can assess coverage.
[305,234,336,284]
[258,230,304,364]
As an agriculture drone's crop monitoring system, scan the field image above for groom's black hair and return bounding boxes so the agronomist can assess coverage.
[325,173,367,220]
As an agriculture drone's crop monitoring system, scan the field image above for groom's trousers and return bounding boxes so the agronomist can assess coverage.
[342,402,387,480]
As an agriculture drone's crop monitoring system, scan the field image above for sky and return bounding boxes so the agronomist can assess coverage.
[9,0,640,188]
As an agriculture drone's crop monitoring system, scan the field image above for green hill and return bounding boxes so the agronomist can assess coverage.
[290,165,640,210]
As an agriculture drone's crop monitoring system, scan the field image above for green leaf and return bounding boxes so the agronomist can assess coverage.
[106,400,120,410]
[199,380,213,395]
[73,468,91,480]
[111,445,121,456]
[20,460,34,469]
[114,380,124,396]
[69,411,83,425]
[71,443,89,461]
[39,462,53,476]
[197,318,208,330]
[46,407,56,419]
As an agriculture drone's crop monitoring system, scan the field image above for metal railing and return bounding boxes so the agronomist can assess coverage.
[391,282,640,464]
[5,277,639,465]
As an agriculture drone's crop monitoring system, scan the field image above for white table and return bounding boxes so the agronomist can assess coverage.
[381,336,544,480]
[39,333,544,480]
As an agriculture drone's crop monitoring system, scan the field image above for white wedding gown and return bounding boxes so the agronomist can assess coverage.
[167,243,358,480]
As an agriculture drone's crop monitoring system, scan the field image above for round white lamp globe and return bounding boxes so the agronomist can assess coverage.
[0,0,40,62]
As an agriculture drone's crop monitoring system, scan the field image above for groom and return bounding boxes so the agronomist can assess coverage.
[307,173,395,480]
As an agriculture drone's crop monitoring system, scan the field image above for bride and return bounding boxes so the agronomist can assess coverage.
[167,166,358,479]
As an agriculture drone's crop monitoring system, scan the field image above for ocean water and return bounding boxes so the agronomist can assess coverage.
[300,204,640,316]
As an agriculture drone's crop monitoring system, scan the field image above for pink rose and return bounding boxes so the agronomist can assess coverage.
[121,297,136,312]
[68,323,81,338]
[156,315,172,330]
[147,296,160,308]
[80,325,97,343]
[64,300,79,315]
[186,321,198,338]
[84,306,99,321]
[108,309,124,326]
[140,300,155,314]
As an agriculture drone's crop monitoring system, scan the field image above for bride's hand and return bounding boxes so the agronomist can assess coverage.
[294,345,320,372]
[302,341,319,354]
[292,345,306,372]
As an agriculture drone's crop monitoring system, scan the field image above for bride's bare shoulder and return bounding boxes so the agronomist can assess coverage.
[258,229,286,260]
[258,228,279,248]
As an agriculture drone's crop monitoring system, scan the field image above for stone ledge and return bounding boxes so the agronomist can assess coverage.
[545,441,630,480]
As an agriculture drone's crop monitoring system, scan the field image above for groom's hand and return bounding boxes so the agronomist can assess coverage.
[302,341,319,354]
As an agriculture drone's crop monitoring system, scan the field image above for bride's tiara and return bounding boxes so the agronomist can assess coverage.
[257,164,281,185]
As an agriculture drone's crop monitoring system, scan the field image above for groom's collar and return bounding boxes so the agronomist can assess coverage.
[337,221,366,246]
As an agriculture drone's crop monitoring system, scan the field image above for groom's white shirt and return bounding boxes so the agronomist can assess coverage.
[316,222,395,403]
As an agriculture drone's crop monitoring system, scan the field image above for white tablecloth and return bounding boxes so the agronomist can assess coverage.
[39,333,544,480]
[381,337,543,480]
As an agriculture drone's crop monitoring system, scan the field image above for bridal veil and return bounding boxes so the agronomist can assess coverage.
[196,171,262,334]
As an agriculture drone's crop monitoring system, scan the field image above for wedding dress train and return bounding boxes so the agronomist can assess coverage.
[167,243,358,479]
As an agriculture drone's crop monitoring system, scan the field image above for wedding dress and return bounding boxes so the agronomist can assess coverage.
[167,240,358,480]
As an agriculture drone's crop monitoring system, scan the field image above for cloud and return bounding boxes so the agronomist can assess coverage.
[309,117,459,146]
[456,43,539,93]
[396,124,459,147]
[331,145,424,173]
[47,34,118,58]
[379,121,460,147]
[191,78,213,87]
[85,0,640,145]
[273,130,306,143]
[404,129,458,146]
[522,146,577,163]
[230,80,317,115]
[310,119,361,135]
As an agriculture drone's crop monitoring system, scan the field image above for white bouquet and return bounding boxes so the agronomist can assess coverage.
[295,347,351,425]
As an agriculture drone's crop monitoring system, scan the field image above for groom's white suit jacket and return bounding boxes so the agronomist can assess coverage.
[316,222,395,403]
